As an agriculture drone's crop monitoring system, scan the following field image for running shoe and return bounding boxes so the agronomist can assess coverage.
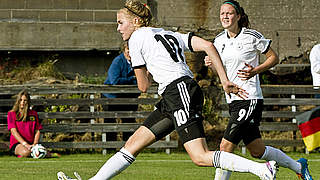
[297,158,313,180]
[57,171,79,180]
[260,161,277,180]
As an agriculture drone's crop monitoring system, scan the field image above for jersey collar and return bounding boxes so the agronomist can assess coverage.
[226,27,244,39]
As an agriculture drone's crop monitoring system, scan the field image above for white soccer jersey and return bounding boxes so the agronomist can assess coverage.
[310,44,320,87]
[129,27,194,94]
[213,27,271,103]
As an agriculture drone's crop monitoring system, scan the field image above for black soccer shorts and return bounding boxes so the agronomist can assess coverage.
[223,99,263,145]
[143,76,205,144]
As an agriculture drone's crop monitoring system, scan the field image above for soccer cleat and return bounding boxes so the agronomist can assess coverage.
[297,158,313,180]
[74,172,82,180]
[57,171,79,180]
[260,161,277,180]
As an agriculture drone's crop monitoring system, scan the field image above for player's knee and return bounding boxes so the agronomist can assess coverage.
[250,151,263,159]
[19,149,31,157]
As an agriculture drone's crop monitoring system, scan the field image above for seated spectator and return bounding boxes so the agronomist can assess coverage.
[7,90,43,157]
[102,41,140,141]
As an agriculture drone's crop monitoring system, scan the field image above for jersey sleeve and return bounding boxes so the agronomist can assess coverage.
[178,32,194,52]
[253,31,271,54]
[33,111,43,131]
[129,30,146,69]
[7,111,16,131]
[310,44,320,74]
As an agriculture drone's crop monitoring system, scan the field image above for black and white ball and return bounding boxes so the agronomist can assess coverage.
[31,144,47,159]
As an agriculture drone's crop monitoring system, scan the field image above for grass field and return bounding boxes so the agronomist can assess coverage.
[0,151,319,180]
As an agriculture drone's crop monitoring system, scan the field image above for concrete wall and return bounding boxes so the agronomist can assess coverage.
[155,0,320,61]
[0,0,125,51]
[0,0,319,76]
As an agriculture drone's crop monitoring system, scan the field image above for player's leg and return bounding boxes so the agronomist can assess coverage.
[214,100,259,180]
[174,112,276,179]
[246,138,312,179]
[89,126,155,180]
[183,137,277,179]
[14,143,31,157]
[89,109,174,180]
[214,138,236,180]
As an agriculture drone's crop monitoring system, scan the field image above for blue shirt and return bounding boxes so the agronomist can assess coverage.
[103,53,137,98]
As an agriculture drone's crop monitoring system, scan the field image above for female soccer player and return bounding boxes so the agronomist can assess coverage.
[58,0,277,179]
[7,90,43,157]
[205,1,313,180]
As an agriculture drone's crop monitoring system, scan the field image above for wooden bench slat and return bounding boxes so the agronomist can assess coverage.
[220,98,320,106]
[261,85,319,94]
[262,139,304,146]
[0,98,159,107]
[42,123,141,133]
[0,84,158,95]
[0,111,152,119]
[41,141,178,149]
[221,111,305,118]
[259,122,298,131]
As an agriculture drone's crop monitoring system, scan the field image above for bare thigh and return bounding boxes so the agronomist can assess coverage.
[124,126,156,157]
[184,138,213,167]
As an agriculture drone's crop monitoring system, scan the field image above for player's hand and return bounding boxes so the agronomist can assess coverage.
[222,81,248,99]
[24,143,33,150]
[204,56,213,67]
[237,63,257,80]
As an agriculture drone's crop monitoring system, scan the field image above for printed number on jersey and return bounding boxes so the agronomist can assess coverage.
[174,109,188,126]
[154,34,184,62]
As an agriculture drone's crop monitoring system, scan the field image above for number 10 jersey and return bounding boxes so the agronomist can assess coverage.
[129,27,194,95]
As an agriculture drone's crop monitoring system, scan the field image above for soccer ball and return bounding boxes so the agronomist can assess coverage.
[31,144,47,159]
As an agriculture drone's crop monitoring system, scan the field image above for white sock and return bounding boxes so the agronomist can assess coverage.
[213,151,265,177]
[261,146,301,173]
[89,148,135,180]
[214,168,231,180]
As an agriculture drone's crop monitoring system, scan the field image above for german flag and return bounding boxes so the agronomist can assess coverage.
[296,106,320,151]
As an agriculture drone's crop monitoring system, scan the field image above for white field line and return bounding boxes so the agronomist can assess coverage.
[4,159,192,163]
[2,159,320,163]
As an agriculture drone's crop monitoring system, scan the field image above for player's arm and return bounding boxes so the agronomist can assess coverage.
[134,66,152,93]
[310,46,320,74]
[33,130,41,145]
[191,36,248,99]
[237,47,279,80]
[10,128,32,150]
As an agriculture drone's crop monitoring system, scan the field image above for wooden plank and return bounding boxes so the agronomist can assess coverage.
[42,123,141,133]
[220,98,320,106]
[0,142,9,149]
[0,123,143,133]
[215,85,319,94]
[0,98,158,107]
[274,64,310,68]
[0,122,300,134]
[263,139,304,147]
[239,139,304,147]
[263,98,320,105]
[259,122,298,131]
[0,111,152,119]
[221,111,304,118]
[0,84,158,95]
[261,85,319,95]
[40,141,178,149]
[0,124,7,133]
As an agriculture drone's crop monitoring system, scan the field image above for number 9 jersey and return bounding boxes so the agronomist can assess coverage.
[129,27,194,95]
